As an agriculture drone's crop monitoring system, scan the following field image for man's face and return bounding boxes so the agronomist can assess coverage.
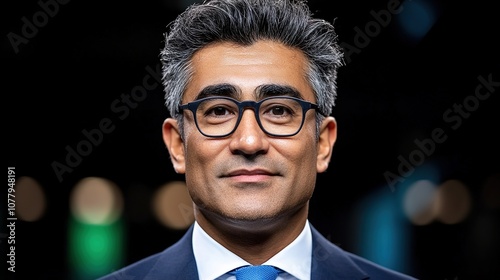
[164,40,335,223]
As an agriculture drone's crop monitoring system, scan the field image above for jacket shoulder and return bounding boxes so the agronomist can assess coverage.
[310,224,418,280]
[346,252,418,280]
[96,251,163,280]
[96,225,198,280]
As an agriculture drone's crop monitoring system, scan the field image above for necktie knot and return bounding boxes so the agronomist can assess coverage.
[234,265,279,280]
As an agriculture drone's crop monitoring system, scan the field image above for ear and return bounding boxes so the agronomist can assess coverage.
[317,116,337,173]
[162,118,186,174]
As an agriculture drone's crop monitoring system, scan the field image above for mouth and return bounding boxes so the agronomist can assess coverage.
[222,169,278,183]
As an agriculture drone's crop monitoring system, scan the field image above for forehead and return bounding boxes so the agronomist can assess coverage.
[183,40,314,102]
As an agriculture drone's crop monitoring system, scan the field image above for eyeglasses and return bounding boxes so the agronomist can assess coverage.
[178,96,323,138]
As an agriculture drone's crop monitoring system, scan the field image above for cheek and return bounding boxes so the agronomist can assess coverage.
[273,140,318,183]
[281,128,319,186]
[183,141,211,201]
[185,138,208,172]
[184,134,225,178]
[276,125,318,161]
[183,127,205,176]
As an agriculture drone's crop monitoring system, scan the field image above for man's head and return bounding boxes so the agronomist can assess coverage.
[160,0,343,131]
[161,0,342,229]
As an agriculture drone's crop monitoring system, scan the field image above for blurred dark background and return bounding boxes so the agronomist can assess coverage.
[3,0,499,279]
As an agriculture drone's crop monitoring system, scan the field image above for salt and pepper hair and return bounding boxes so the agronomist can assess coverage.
[160,0,343,135]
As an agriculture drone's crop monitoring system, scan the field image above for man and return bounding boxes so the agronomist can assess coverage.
[99,0,417,279]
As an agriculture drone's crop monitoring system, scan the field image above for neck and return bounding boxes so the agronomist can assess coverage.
[195,203,309,265]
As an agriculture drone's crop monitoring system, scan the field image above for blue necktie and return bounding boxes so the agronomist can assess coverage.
[234,265,279,280]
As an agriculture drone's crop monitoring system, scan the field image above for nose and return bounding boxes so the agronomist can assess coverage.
[228,108,269,157]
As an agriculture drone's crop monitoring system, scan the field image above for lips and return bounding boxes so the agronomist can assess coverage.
[222,168,278,183]
[226,169,274,176]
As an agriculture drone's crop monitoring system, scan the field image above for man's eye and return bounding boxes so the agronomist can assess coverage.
[205,106,234,117]
[211,107,229,115]
[270,106,287,116]
[266,105,293,117]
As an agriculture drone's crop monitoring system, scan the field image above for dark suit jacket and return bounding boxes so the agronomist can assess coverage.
[97,224,417,280]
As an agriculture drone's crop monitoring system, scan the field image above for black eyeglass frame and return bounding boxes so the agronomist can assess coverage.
[178,96,324,138]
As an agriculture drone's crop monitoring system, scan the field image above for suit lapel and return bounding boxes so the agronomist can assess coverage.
[310,225,369,280]
[144,225,199,280]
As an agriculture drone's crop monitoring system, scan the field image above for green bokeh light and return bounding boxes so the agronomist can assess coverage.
[68,217,125,280]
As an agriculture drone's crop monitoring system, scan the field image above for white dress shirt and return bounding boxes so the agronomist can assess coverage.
[192,220,312,280]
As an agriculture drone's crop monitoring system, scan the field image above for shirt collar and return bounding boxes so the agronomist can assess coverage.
[192,220,312,280]
[263,220,312,279]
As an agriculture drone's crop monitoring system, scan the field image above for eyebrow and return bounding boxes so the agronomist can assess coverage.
[255,84,303,100]
[195,83,303,101]
[195,84,241,100]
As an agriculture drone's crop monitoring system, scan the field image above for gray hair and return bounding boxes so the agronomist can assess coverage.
[160,0,343,134]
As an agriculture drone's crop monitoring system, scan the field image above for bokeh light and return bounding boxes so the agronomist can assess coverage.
[68,217,124,280]
[403,179,437,225]
[153,181,194,230]
[355,188,411,274]
[15,176,46,222]
[68,177,125,280]
[396,0,439,44]
[435,179,471,224]
[70,177,124,225]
